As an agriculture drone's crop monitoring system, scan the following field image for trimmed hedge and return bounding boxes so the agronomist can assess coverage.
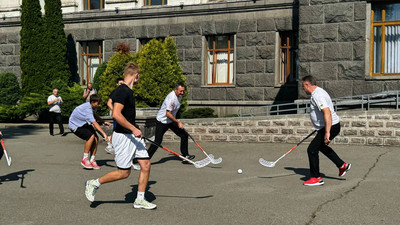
[0,72,21,105]
[181,108,217,119]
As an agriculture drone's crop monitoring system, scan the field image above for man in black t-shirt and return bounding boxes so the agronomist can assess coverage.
[105,77,124,154]
[85,62,156,210]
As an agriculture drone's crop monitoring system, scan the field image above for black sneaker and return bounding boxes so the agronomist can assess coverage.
[184,155,195,160]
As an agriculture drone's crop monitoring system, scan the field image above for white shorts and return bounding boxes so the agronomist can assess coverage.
[112,132,149,169]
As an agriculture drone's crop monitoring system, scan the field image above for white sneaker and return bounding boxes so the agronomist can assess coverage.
[132,163,141,171]
[85,180,99,202]
[133,199,157,210]
[105,143,114,154]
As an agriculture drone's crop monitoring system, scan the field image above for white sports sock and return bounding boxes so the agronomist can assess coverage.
[90,155,95,162]
[83,153,89,159]
[93,179,101,187]
[137,192,145,201]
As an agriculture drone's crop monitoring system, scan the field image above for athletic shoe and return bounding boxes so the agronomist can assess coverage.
[184,155,195,160]
[91,160,100,170]
[105,143,114,154]
[85,180,99,202]
[303,177,324,186]
[339,162,351,177]
[81,158,93,169]
[133,199,157,210]
[132,163,141,171]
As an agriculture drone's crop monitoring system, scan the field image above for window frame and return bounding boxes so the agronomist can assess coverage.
[143,0,168,6]
[275,31,297,86]
[80,41,103,86]
[83,0,104,10]
[370,3,400,76]
[204,35,235,86]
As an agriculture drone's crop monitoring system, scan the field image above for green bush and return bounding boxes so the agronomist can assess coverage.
[0,72,21,105]
[93,61,107,91]
[133,37,187,109]
[181,108,217,119]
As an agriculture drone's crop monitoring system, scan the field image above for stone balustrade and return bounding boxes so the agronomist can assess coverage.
[161,110,400,146]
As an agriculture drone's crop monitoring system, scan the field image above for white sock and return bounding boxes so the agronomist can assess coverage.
[83,153,89,159]
[93,179,101,187]
[137,192,145,201]
[90,155,95,162]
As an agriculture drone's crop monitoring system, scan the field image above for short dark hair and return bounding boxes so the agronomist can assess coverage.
[302,75,317,85]
[116,78,124,84]
[175,82,185,89]
[89,94,101,103]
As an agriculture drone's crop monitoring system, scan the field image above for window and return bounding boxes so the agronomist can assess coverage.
[277,32,296,85]
[205,35,235,85]
[83,0,104,10]
[80,41,103,85]
[371,3,400,76]
[144,0,168,6]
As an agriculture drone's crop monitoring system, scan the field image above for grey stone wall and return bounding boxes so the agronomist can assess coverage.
[0,31,21,80]
[163,110,400,146]
[297,0,400,99]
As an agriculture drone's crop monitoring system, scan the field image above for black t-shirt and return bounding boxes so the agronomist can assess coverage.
[112,84,136,134]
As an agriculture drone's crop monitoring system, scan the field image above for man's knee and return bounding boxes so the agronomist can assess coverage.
[138,160,151,171]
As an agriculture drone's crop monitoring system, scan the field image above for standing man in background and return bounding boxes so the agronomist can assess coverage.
[47,88,64,136]
[83,83,97,102]
[301,75,351,186]
[147,82,195,160]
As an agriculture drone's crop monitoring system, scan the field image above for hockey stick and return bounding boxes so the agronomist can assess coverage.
[143,137,211,169]
[259,130,317,168]
[0,135,12,166]
[184,129,222,165]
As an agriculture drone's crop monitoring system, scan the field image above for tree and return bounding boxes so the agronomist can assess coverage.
[43,0,70,84]
[0,72,21,105]
[20,0,45,95]
[133,37,187,108]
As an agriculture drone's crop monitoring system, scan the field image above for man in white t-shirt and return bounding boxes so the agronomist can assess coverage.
[301,75,351,186]
[147,83,195,160]
[47,89,64,136]
[83,83,97,102]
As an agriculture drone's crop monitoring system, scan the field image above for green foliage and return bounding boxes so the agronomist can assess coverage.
[0,72,21,105]
[93,62,108,91]
[98,52,135,113]
[58,83,85,117]
[43,0,70,84]
[181,108,217,119]
[20,0,45,95]
[133,37,187,109]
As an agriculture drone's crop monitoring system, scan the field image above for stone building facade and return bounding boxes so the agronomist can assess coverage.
[0,0,399,116]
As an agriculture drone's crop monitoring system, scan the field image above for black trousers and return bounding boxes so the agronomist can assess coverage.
[0,143,3,160]
[147,121,189,159]
[307,123,344,178]
[49,112,64,135]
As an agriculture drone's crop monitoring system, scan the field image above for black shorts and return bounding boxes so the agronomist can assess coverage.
[73,124,98,141]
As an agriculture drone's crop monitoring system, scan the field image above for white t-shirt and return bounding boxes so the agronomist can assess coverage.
[47,95,63,113]
[84,88,97,102]
[310,87,339,130]
[156,91,181,124]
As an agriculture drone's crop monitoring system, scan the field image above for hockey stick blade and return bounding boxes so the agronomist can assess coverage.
[259,158,276,168]
[208,154,222,165]
[4,150,12,166]
[193,157,211,168]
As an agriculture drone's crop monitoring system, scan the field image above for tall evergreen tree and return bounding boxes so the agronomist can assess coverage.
[44,0,70,84]
[20,0,45,95]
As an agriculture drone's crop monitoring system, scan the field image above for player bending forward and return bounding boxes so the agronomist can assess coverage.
[85,62,156,209]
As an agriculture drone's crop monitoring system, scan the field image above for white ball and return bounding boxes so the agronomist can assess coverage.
[237,169,243,174]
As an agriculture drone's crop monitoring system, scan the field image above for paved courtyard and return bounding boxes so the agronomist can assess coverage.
[0,126,399,225]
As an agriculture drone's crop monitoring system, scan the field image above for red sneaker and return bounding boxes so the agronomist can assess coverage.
[91,160,100,170]
[339,162,351,177]
[81,158,93,169]
[303,177,324,186]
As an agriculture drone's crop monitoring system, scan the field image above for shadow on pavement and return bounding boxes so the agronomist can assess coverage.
[0,127,43,140]
[151,155,181,165]
[284,167,345,181]
[0,169,35,188]
[90,181,157,208]
[95,159,117,168]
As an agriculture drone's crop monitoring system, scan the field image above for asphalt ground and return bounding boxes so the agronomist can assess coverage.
[0,126,399,225]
